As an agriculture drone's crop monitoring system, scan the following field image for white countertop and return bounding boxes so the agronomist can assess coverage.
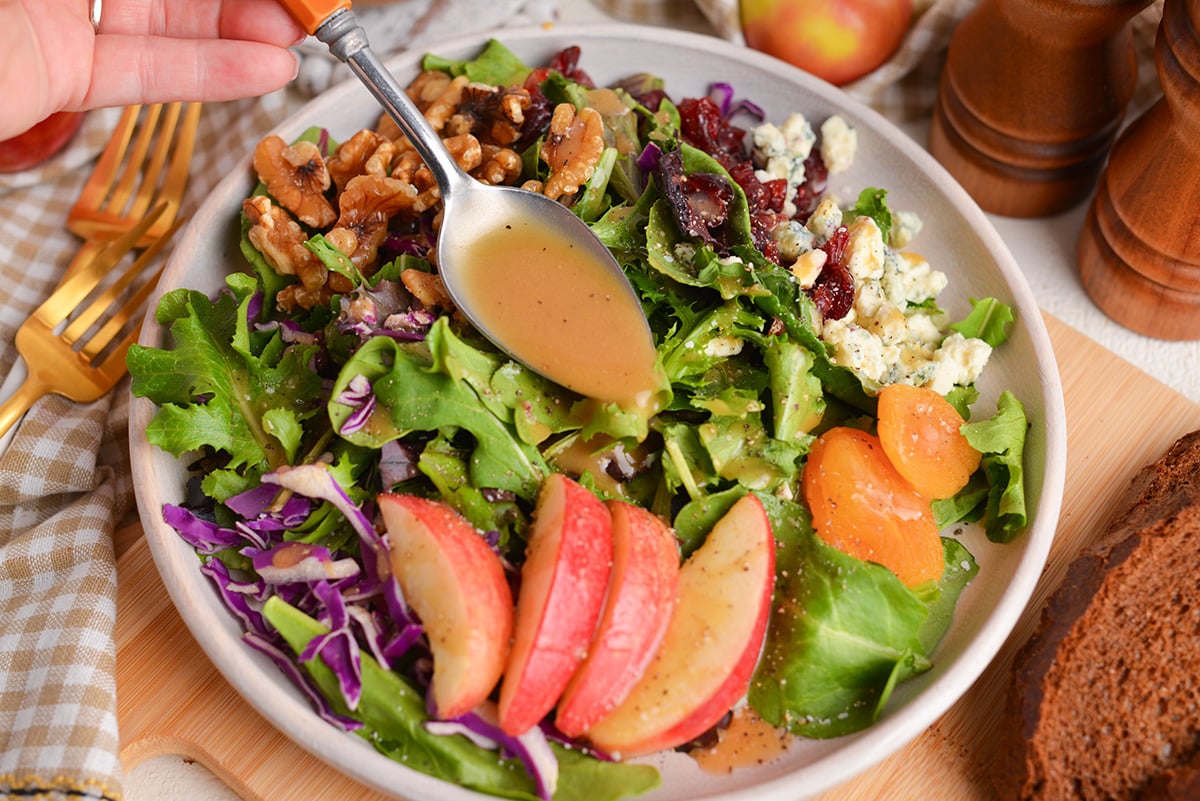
[126,2,1200,801]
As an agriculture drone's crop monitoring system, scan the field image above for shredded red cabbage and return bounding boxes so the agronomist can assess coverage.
[636,141,663,173]
[335,374,376,436]
[199,557,269,635]
[708,82,764,121]
[299,580,364,710]
[245,630,363,731]
[248,543,361,585]
[423,705,559,801]
[164,504,254,553]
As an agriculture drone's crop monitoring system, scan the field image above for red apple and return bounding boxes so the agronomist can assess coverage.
[379,493,513,720]
[0,112,85,173]
[554,501,680,738]
[498,473,614,735]
[583,493,776,758]
[740,0,913,86]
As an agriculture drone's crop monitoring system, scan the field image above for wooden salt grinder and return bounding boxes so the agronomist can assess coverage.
[1078,0,1200,340]
[929,0,1153,217]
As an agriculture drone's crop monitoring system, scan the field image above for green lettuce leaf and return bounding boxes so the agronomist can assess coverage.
[330,325,547,499]
[127,284,324,482]
[421,38,530,87]
[748,495,976,738]
[950,297,1015,348]
[961,390,1029,542]
[263,597,659,801]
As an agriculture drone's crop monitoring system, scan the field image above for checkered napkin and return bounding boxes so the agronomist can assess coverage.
[0,95,294,801]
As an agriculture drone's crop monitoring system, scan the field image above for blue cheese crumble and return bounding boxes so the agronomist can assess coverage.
[816,215,992,394]
[747,113,991,397]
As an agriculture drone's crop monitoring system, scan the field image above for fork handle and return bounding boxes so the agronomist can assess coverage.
[0,371,51,440]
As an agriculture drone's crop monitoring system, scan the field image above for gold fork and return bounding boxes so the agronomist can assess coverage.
[0,202,182,439]
[61,102,200,281]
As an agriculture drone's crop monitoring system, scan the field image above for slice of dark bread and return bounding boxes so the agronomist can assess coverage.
[992,430,1200,801]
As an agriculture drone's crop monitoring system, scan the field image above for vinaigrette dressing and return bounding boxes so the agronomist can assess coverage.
[691,707,793,774]
[454,218,660,411]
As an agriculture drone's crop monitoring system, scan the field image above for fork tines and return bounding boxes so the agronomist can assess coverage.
[68,102,200,244]
[55,201,180,366]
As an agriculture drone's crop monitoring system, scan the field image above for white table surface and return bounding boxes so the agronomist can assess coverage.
[126,2,1200,800]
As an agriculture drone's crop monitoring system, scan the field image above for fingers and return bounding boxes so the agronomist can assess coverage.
[83,34,299,109]
[100,0,306,48]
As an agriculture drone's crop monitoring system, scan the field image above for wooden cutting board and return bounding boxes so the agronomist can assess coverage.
[113,313,1200,801]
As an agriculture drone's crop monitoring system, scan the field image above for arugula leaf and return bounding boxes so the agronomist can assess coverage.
[961,390,1029,542]
[950,297,1015,348]
[696,405,802,492]
[421,39,530,87]
[763,336,825,445]
[659,300,764,389]
[845,187,894,244]
[418,432,526,548]
[305,234,362,288]
[128,285,324,482]
[490,361,582,446]
[330,329,547,499]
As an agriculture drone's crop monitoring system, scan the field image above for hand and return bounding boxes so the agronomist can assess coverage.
[2,0,306,139]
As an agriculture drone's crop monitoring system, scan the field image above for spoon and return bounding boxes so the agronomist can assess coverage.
[278,1,661,410]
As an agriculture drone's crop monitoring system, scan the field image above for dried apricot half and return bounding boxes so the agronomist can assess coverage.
[877,383,981,500]
[803,426,944,588]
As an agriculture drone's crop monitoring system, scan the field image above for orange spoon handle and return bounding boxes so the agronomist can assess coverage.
[277,0,351,34]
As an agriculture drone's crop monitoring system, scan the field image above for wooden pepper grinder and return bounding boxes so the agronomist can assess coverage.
[1078,0,1200,340]
[929,0,1153,217]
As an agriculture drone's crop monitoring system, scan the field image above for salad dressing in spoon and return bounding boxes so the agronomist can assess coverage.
[278,0,660,410]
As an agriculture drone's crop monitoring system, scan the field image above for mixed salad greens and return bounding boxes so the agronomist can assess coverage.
[128,40,1029,801]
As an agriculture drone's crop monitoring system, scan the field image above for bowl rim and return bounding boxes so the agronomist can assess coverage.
[130,21,1067,801]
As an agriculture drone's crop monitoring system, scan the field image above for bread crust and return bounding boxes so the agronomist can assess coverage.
[992,430,1200,801]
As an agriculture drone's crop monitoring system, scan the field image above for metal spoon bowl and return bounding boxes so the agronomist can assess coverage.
[278,2,658,407]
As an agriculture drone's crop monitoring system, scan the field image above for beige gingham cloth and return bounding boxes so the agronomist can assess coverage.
[0,1,1165,799]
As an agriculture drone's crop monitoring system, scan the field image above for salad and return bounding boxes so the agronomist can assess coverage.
[128,40,1029,801]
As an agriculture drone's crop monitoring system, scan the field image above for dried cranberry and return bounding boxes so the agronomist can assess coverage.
[657,147,735,249]
[637,88,669,112]
[727,161,785,213]
[547,46,595,88]
[808,225,854,319]
[790,150,829,220]
[727,159,789,262]
[514,89,553,152]
[678,96,746,169]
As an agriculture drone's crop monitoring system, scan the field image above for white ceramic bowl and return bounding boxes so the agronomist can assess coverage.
[130,23,1067,801]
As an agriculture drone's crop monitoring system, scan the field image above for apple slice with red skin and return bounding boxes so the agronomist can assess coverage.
[554,500,681,738]
[583,493,775,758]
[498,473,614,736]
[378,493,513,721]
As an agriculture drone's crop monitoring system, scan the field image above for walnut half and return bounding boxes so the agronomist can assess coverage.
[252,135,337,229]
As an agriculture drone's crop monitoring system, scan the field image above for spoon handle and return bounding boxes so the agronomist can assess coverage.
[276,0,349,34]
[276,2,469,198]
